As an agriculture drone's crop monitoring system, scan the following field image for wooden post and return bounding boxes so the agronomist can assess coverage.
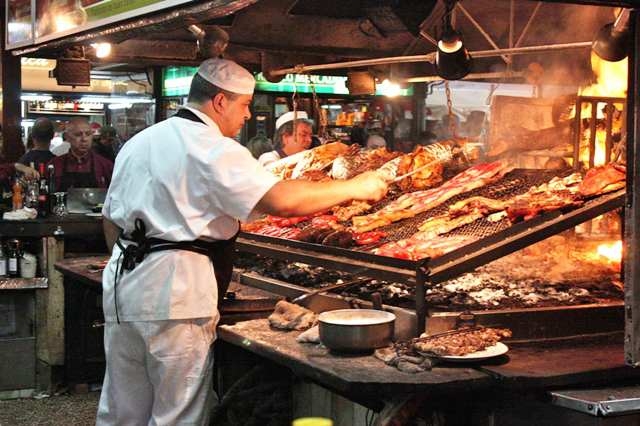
[36,237,65,367]
[153,66,163,123]
[0,7,24,162]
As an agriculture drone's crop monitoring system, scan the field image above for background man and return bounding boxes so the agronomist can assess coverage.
[92,125,119,162]
[19,118,56,170]
[258,110,313,166]
[98,58,387,425]
[48,117,113,190]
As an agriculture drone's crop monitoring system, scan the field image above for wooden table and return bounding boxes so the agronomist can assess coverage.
[0,216,103,393]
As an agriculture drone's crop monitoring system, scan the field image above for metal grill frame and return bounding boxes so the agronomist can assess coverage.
[573,96,626,168]
[239,188,624,334]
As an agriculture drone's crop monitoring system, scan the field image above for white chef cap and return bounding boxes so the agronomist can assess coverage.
[196,58,255,95]
[275,111,309,130]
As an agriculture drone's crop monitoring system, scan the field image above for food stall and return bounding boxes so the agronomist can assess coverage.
[5,0,640,423]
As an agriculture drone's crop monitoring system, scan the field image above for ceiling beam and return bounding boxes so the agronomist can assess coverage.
[228,0,415,56]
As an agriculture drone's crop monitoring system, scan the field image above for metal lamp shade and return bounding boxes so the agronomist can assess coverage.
[436,44,472,80]
[592,23,629,62]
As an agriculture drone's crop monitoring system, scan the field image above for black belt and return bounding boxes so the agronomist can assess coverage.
[113,218,238,323]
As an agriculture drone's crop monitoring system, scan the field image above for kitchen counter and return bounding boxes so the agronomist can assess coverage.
[218,320,640,412]
[0,214,102,237]
[55,256,640,423]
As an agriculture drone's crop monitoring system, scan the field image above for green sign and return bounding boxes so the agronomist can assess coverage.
[163,66,198,97]
[162,67,413,97]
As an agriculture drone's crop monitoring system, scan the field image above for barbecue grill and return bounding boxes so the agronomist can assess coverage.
[238,166,625,335]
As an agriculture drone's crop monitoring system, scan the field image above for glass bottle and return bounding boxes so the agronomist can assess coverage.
[12,177,23,211]
[37,163,49,217]
[0,242,7,278]
[7,239,21,278]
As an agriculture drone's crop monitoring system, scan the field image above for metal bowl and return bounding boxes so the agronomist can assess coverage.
[318,309,395,353]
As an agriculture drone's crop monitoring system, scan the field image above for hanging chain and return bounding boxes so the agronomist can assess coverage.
[309,75,327,140]
[291,76,299,145]
[445,80,457,138]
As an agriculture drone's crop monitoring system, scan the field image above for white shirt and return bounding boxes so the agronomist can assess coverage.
[51,140,70,156]
[102,107,280,322]
[258,150,281,167]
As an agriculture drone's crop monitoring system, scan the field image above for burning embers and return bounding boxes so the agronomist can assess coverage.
[237,231,623,312]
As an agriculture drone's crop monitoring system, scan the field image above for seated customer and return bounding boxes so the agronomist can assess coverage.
[258,111,313,167]
[19,118,56,170]
[48,117,114,191]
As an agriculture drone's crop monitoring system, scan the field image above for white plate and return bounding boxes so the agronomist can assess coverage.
[437,342,509,362]
[85,212,103,217]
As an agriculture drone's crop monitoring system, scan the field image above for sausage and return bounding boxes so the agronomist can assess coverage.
[296,227,323,242]
[313,228,336,244]
[321,230,354,248]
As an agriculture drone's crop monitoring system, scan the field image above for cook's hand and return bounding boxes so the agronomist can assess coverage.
[350,171,389,202]
[14,163,39,180]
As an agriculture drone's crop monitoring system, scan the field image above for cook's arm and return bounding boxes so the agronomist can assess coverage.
[103,218,121,254]
[255,171,388,217]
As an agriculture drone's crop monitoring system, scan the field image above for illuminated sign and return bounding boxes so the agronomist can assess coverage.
[6,0,193,49]
[162,67,413,97]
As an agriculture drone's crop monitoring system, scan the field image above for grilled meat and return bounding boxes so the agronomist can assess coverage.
[413,327,512,356]
[579,163,626,197]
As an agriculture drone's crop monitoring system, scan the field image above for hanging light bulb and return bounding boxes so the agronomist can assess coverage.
[91,42,112,58]
[435,1,472,80]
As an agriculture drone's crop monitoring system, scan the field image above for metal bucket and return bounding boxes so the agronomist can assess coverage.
[318,309,395,353]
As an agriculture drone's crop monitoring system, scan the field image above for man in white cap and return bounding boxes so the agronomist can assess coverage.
[97,58,388,425]
[258,110,313,166]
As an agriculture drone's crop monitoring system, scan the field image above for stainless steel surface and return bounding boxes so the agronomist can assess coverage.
[66,188,106,214]
[318,309,395,353]
[551,385,640,416]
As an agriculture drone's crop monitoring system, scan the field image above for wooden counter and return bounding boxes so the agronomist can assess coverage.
[218,319,492,400]
[218,320,640,402]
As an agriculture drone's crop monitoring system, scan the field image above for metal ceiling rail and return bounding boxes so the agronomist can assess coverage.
[268,41,592,76]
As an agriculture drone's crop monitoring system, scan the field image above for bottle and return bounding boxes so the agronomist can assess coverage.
[37,163,49,217]
[7,239,20,278]
[12,177,23,211]
[0,243,7,278]
[47,164,56,194]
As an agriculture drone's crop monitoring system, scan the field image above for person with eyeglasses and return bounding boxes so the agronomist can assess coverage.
[47,117,114,191]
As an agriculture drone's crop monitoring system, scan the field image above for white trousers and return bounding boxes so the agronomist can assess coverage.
[96,318,217,426]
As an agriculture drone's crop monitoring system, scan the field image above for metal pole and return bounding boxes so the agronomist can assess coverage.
[515,2,543,48]
[415,263,429,336]
[269,42,592,76]
[404,71,524,83]
[624,9,640,367]
[456,2,511,64]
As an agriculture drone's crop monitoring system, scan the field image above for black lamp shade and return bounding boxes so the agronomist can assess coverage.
[436,32,472,80]
[592,23,630,62]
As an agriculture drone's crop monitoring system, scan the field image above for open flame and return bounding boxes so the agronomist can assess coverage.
[580,51,628,98]
[596,240,622,265]
[575,52,627,167]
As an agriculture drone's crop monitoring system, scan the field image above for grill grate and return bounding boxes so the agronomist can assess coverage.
[353,168,568,249]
